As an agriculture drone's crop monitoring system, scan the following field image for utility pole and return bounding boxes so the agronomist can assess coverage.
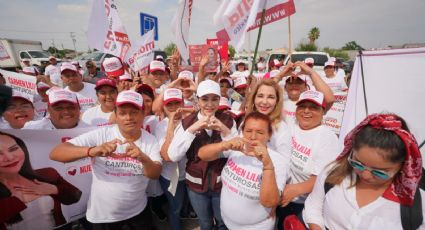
[51,39,57,55]
[70,32,77,55]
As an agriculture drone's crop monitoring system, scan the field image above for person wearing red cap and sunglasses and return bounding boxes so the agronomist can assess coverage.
[301,114,424,230]
[50,90,162,229]
[276,90,340,230]
[81,78,118,126]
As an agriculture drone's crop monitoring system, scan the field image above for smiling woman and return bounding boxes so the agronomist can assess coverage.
[1,91,35,129]
[0,131,82,229]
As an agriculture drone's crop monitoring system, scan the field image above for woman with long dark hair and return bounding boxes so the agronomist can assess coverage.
[0,131,82,229]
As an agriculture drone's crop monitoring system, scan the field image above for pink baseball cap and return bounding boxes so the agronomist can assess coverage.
[324,61,335,68]
[102,57,125,78]
[219,77,233,87]
[163,88,183,105]
[116,90,144,109]
[264,70,280,79]
[149,60,166,73]
[48,56,56,60]
[95,78,117,90]
[119,73,132,81]
[178,70,194,81]
[37,82,51,90]
[304,58,314,65]
[48,89,79,106]
[218,97,231,110]
[273,59,282,67]
[60,63,78,73]
[12,90,33,105]
[233,76,248,89]
[285,75,307,84]
[296,90,326,109]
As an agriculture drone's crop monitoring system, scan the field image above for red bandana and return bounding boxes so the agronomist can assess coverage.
[337,114,422,206]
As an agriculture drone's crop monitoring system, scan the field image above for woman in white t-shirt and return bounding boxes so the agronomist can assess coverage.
[276,90,340,230]
[302,113,424,230]
[282,61,335,128]
[156,88,187,230]
[320,61,348,94]
[198,112,289,230]
[81,78,118,126]
[50,90,162,229]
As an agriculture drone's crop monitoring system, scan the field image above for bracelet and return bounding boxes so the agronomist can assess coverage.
[87,146,95,157]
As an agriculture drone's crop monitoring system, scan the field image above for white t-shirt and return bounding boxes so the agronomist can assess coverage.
[68,125,162,223]
[320,74,348,94]
[64,82,97,112]
[303,169,425,230]
[283,98,297,128]
[33,96,48,120]
[44,64,62,87]
[81,105,113,127]
[143,115,159,136]
[268,121,291,166]
[289,125,340,203]
[220,148,288,230]
[22,117,90,130]
[154,118,187,181]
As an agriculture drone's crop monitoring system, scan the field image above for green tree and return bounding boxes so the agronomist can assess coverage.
[163,43,176,56]
[342,41,360,50]
[308,27,320,45]
[228,45,236,59]
[295,42,318,52]
[323,47,349,60]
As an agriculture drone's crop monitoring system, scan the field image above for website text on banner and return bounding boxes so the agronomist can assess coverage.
[87,0,131,60]
[339,47,425,151]
[125,29,155,72]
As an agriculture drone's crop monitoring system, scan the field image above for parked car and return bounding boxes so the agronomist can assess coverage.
[283,51,330,75]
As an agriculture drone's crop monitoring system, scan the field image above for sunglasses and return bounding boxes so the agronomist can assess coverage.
[348,152,396,180]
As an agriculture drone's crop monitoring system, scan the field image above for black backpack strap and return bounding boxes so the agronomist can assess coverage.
[324,182,334,195]
[400,187,423,230]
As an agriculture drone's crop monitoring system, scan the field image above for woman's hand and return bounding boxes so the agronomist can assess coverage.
[222,137,249,152]
[280,184,302,207]
[14,179,59,196]
[244,140,273,167]
[187,116,210,133]
[207,116,231,136]
[294,61,314,75]
[199,55,209,67]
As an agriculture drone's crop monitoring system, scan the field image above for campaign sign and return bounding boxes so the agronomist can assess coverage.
[140,12,158,41]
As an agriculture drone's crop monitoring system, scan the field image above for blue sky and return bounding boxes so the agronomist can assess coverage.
[0,0,424,52]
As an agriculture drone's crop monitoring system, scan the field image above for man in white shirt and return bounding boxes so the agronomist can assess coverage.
[61,62,97,112]
[44,56,62,87]
[50,90,162,229]
[23,89,89,129]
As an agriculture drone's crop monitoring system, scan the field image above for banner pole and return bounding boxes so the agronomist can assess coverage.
[250,8,266,76]
[288,16,292,55]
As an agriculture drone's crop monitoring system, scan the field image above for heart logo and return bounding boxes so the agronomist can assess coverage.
[67,167,77,176]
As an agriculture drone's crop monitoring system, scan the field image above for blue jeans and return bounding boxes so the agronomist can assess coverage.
[187,188,227,230]
[159,176,185,230]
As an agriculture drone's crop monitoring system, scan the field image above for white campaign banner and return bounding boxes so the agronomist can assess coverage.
[125,29,155,72]
[214,0,295,51]
[87,0,131,60]
[0,41,10,61]
[323,92,348,135]
[339,47,425,154]
[0,68,37,101]
[0,128,94,227]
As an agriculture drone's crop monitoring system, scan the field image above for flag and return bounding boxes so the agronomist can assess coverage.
[87,0,131,60]
[215,0,295,51]
[171,0,193,64]
[125,29,155,72]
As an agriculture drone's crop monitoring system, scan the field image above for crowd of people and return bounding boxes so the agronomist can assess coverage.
[0,50,423,230]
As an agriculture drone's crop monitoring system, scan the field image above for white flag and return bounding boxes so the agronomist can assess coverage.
[125,29,155,72]
[215,0,295,51]
[171,0,193,64]
[87,0,131,60]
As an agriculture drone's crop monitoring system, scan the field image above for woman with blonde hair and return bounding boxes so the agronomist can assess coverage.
[245,79,291,161]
